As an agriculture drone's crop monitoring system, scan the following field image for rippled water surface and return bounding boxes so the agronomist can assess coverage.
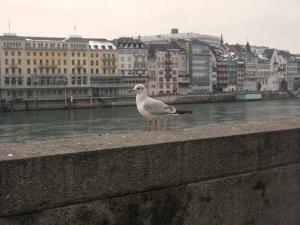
[0,98,299,143]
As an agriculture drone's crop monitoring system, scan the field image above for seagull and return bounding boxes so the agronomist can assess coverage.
[130,84,192,131]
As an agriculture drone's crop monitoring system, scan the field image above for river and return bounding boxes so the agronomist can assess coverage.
[0,98,299,143]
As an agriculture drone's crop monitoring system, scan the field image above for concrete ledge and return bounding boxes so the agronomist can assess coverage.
[0,118,300,222]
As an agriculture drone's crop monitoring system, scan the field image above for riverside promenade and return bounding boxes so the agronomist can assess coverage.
[1,91,292,111]
[0,118,299,225]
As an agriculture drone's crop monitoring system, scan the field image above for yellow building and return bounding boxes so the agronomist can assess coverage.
[0,33,145,102]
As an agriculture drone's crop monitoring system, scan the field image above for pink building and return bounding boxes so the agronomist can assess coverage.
[147,42,181,96]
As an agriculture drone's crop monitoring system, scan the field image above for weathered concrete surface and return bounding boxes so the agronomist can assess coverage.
[0,118,300,224]
[1,164,299,225]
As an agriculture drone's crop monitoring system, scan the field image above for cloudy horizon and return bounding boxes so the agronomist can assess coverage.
[0,0,299,53]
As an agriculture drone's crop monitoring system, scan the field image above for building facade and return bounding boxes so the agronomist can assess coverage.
[176,39,212,93]
[114,37,147,77]
[0,33,147,102]
[147,42,180,95]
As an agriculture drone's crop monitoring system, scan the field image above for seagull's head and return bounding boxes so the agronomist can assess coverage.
[130,84,147,95]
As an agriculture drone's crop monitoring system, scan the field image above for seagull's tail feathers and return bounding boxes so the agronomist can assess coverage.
[173,110,193,115]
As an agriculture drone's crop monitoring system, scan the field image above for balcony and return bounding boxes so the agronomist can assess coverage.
[9,64,19,68]
[39,64,58,68]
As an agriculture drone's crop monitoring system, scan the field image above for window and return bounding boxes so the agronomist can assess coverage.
[18,77,23,86]
[12,77,16,85]
[18,59,21,65]
[5,59,8,65]
[40,52,42,56]
[5,51,8,56]
[27,68,31,74]
[5,77,10,85]
[27,77,31,85]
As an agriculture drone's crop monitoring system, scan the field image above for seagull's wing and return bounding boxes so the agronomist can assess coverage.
[143,97,176,115]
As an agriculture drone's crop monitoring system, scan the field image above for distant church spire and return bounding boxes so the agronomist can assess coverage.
[246,39,251,52]
[220,33,224,46]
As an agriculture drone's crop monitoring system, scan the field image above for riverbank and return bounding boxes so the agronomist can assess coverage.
[0,91,293,111]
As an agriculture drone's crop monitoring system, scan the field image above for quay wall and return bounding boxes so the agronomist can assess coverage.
[2,91,292,111]
[0,119,299,225]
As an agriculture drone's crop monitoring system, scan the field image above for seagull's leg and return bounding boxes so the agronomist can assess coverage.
[154,120,158,131]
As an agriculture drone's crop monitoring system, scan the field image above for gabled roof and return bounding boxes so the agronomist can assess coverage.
[263,48,275,60]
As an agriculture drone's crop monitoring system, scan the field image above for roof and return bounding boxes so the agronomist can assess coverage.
[147,41,183,52]
[263,49,275,60]
[88,40,116,50]
[278,50,292,59]
[0,34,108,43]
[114,37,145,48]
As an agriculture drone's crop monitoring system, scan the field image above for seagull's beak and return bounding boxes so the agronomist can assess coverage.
[129,89,135,93]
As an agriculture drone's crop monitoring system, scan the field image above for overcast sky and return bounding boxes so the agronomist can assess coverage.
[1,0,299,53]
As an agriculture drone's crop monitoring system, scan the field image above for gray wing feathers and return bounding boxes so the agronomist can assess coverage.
[143,97,176,115]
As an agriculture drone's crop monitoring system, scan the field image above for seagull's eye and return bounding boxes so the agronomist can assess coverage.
[137,87,140,90]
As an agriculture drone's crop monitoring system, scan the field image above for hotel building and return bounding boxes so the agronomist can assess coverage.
[0,33,147,102]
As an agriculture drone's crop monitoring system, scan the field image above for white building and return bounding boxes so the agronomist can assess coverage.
[141,29,220,47]
[114,37,147,77]
[257,49,283,92]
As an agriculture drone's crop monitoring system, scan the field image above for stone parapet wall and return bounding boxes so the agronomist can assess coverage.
[0,119,299,224]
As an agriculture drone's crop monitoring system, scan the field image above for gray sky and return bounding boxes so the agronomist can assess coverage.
[1,0,299,53]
